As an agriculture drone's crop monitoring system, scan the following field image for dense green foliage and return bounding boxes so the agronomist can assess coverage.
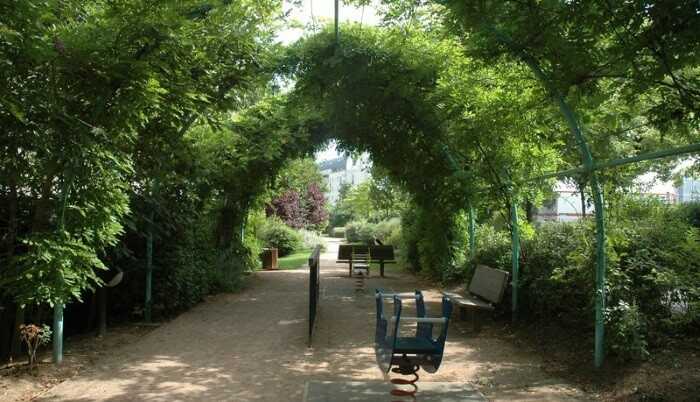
[257,217,303,257]
[470,200,700,360]
[1,0,699,366]
[344,217,402,246]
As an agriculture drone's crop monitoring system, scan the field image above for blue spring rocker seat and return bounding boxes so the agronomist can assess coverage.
[375,289,453,377]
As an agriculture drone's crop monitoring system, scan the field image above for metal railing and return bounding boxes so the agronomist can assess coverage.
[308,245,321,347]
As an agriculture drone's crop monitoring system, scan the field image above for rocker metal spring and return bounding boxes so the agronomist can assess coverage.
[354,271,366,293]
[390,364,419,401]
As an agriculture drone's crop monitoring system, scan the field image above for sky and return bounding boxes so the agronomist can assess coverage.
[278,0,381,46]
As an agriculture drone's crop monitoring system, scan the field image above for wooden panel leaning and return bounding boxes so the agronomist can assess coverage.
[443,265,509,332]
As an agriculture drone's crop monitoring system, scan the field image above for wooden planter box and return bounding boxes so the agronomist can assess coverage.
[262,248,278,270]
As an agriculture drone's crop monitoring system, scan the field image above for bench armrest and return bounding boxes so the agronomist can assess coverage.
[377,292,416,299]
[390,316,447,324]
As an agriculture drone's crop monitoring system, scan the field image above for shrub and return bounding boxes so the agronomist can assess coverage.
[472,224,511,272]
[298,229,326,250]
[345,220,377,244]
[330,226,346,238]
[385,225,403,248]
[258,218,303,256]
[375,217,401,242]
[399,206,464,279]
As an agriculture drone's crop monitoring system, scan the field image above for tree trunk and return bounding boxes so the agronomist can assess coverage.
[579,181,587,218]
[32,176,54,233]
[87,291,97,332]
[98,287,107,337]
[10,305,24,358]
[525,199,535,223]
[6,174,18,257]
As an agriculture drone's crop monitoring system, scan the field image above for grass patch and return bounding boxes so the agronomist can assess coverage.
[277,248,313,270]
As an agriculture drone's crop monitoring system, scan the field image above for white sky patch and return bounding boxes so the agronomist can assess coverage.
[278,1,382,45]
[315,140,340,162]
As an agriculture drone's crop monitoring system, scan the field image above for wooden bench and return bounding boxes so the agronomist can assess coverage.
[337,244,396,277]
[443,265,509,331]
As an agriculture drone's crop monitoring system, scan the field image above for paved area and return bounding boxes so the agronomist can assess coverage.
[40,238,591,401]
[304,381,485,402]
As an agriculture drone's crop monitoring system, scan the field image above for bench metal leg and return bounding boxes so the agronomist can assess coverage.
[380,261,385,277]
[458,307,482,333]
[459,306,468,321]
[349,261,353,277]
[471,309,481,332]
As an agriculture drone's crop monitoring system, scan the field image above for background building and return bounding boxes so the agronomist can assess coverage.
[534,178,682,222]
[676,177,700,203]
[317,155,371,204]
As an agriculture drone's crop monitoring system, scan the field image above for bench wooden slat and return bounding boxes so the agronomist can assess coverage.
[337,259,396,263]
[442,292,495,311]
[442,265,510,330]
[337,244,397,278]
[468,265,509,304]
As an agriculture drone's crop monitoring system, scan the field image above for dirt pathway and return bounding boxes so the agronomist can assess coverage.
[38,238,592,401]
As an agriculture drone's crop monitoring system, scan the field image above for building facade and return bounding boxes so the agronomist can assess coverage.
[534,179,680,222]
[676,177,700,203]
[317,155,371,204]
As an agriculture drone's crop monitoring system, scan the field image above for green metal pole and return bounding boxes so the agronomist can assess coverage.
[334,0,339,43]
[510,199,520,322]
[53,177,69,364]
[592,190,606,367]
[548,83,607,368]
[499,37,606,367]
[533,142,700,180]
[145,211,153,323]
[52,303,64,364]
[468,205,476,259]
[484,24,607,366]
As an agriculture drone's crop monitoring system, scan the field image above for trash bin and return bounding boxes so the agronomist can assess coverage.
[262,248,278,270]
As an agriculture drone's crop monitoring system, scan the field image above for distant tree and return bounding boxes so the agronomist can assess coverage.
[267,190,305,229]
[266,158,329,230]
[305,183,329,229]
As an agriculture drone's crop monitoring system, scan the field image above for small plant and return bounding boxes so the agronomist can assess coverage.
[19,324,52,371]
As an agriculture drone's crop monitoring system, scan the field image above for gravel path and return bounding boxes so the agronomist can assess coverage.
[40,238,592,401]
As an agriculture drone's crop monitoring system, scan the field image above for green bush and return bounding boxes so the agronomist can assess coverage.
[473,224,511,272]
[375,217,401,242]
[385,225,403,248]
[258,218,303,256]
[298,229,326,250]
[345,220,377,244]
[400,206,465,279]
[330,226,346,238]
[470,197,700,360]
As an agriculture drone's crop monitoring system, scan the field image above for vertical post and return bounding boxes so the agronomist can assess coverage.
[592,185,606,367]
[10,306,24,358]
[54,177,69,364]
[98,287,107,337]
[493,43,607,367]
[510,199,520,322]
[52,303,64,364]
[334,0,339,43]
[468,205,476,259]
[145,211,153,323]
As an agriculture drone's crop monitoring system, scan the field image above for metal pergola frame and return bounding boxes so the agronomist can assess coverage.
[50,0,695,368]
